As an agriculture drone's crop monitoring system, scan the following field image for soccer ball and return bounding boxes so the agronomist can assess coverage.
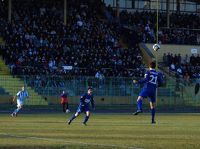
[153,44,160,51]
[66,109,70,113]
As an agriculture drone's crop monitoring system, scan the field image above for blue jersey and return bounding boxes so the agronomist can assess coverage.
[138,69,163,102]
[76,93,94,113]
[16,90,29,102]
[138,69,163,90]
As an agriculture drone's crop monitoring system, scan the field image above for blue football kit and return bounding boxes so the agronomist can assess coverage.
[76,93,94,113]
[138,69,163,102]
[68,92,94,125]
[134,68,163,123]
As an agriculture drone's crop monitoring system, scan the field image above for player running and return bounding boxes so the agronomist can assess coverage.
[133,61,163,124]
[67,87,94,125]
[11,86,29,117]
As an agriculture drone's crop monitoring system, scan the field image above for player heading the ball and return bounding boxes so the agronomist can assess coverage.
[133,61,163,124]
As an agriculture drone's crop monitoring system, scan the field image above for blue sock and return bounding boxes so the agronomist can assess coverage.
[137,100,142,111]
[13,108,20,114]
[83,116,89,124]
[151,108,156,122]
[70,114,77,121]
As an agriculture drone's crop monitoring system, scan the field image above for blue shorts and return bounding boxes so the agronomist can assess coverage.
[76,105,90,113]
[139,88,156,103]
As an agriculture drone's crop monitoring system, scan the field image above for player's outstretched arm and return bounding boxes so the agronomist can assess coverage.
[80,94,86,106]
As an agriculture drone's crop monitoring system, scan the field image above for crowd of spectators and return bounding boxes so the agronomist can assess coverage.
[162,53,200,84]
[0,0,7,37]
[118,9,200,84]
[0,0,145,79]
[1,0,199,89]
[119,10,200,45]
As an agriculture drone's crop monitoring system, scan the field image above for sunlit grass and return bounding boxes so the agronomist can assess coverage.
[0,113,200,149]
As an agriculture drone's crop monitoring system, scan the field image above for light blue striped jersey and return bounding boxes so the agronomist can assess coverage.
[16,90,29,101]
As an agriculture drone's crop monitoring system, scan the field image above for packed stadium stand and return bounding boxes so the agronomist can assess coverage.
[120,10,200,45]
[0,0,145,78]
[163,53,200,79]
[0,0,199,106]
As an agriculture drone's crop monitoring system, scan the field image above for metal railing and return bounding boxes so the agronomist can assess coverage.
[0,75,199,110]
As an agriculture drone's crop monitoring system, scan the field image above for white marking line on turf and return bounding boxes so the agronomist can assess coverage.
[0,133,142,149]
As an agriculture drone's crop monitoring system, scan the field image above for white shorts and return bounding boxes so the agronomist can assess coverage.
[17,100,24,108]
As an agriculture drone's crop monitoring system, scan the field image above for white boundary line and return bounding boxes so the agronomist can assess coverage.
[0,133,143,149]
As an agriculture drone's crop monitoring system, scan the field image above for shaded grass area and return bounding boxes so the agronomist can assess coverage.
[1,104,200,113]
[0,113,200,149]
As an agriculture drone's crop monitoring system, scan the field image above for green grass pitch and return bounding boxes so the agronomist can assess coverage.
[0,113,200,149]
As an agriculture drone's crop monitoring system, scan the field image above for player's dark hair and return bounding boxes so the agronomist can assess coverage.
[88,87,93,90]
[149,61,156,69]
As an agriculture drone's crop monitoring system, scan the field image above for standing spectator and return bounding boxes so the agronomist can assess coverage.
[60,91,70,113]
[183,54,189,64]
[162,53,167,66]
[184,72,191,86]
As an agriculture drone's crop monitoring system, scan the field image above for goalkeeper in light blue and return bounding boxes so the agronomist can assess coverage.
[11,86,29,117]
[133,61,163,124]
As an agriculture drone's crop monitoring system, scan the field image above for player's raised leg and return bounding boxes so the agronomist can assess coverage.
[11,101,23,117]
[11,107,21,117]
[11,107,21,116]
[133,96,143,115]
[68,111,80,125]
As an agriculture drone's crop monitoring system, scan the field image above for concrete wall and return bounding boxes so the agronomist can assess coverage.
[0,94,186,107]
[0,95,12,104]
[46,96,134,105]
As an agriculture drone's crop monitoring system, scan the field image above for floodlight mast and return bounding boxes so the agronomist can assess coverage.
[64,0,67,25]
[156,0,159,70]
[156,0,159,106]
[8,0,11,22]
